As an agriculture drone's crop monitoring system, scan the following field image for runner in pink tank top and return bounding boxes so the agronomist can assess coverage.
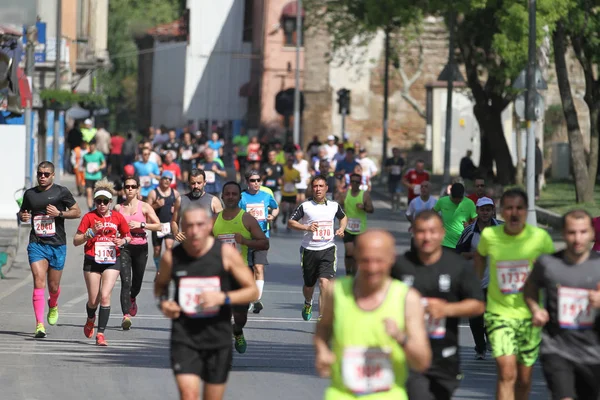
[114,176,161,330]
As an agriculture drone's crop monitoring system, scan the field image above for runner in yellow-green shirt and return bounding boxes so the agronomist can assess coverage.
[212,181,269,355]
[474,188,554,400]
[337,173,374,276]
[432,183,477,249]
[314,230,431,400]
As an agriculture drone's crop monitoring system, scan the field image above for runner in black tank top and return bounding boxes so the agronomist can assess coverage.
[155,204,258,400]
[147,175,181,270]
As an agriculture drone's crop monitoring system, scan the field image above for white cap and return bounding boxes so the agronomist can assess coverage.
[327,135,335,141]
[84,118,92,125]
[94,190,113,200]
[476,197,494,207]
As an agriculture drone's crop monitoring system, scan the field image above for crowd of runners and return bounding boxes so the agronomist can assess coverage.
[14,127,600,400]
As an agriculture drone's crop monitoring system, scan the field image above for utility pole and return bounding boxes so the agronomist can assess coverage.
[442,11,456,185]
[337,88,350,138]
[382,28,390,172]
[525,0,537,226]
[53,0,62,182]
[25,25,36,188]
[292,0,302,146]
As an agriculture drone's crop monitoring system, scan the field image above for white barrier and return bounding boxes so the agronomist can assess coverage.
[0,125,26,221]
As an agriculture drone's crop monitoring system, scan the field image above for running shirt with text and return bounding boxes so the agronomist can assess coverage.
[290,198,345,251]
[528,250,600,364]
[239,190,278,237]
[76,210,130,260]
[21,184,76,246]
[391,250,483,379]
[477,224,555,319]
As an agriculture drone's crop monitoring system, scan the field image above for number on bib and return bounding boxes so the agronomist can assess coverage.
[413,184,421,195]
[140,176,151,188]
[86,162,99,174]
[312,221,334,242]
[558,286,595,329]
[181,149,193,160]
[496,260,530,294]
[33,215,56,237]
[421,298,447,339]
[342,347,394,395]
[247,203,266,221]
[265,179,276,187]
[347,218,361,233]
[217,234,241,253]
[156,222,172,238]
[391,165,401,175]
[178,276,221,318]
[94,241,116,264]
[205,171,216,184]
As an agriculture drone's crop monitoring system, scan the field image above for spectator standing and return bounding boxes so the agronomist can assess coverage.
[459,150,477,182]
[81,118,97,143]
[402,159,431,204]
[109,132,125,178]
[121,132,137,168]
[385,147,405,211]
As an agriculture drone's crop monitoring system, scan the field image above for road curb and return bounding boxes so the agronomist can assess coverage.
[535,206,562,229]
[0,228,20,278]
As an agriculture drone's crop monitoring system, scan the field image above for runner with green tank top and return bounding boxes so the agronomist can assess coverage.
[474,189,555,400]
[338,173,374,276]
[315,230,431,400]
[212,181,269,354]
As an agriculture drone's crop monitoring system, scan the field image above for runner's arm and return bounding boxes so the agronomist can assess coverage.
[155,248,174,299]
[222,244,259,304]
[363,191,375,214]
[314,280,334,349]
[336,204,347,232]
[73,215,91,247]
[142,203,163,231]
[212,196,223,214]
[523,261,543,314]
[402,288,431,372]
[243,214,269,250]
[288,204,309,231]
[147,190,160,210]
[473,252,486,281]
[170,195,182,236]
[61,203,82,219]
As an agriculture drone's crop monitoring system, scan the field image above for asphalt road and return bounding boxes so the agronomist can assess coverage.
[0,184,550,399]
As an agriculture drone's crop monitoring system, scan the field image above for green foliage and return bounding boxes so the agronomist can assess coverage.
[39,89,107,108]
[99,0,184,130]
[544,104,565,140]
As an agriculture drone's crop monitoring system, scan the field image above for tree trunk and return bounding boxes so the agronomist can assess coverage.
[553,23,592,203]
[587,104,599,193]
[516,123,524,185]
[474,103,515,185]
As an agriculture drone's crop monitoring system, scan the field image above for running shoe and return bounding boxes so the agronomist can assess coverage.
[234,333,247,354]
[96,333,107,346]
[475,352,486,360]
[34,323,46,338]
[84,317,95,338]
[129,297,138,317]
[47,306,59,326]
[121,314,132,330]
[252,301,263,314]
[247,303,254,313]
[302,303,312,321]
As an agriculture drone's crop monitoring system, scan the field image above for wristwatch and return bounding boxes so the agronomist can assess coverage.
[223,292,231,305]
[59,211,64,218]
[141,222,146,229]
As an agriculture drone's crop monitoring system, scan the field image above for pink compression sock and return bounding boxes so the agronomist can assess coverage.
[48,287,60,308]
[32,288,45,324]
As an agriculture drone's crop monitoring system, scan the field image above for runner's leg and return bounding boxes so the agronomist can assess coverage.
[130,244,148,300]
[31,260,49,324]
[344,241,356,276]
[515,364,534,400]
[496,355,519,400]
[119,247,132,315]
[204,383,226,400]
[97,269,120,335]
[175,375,201,400]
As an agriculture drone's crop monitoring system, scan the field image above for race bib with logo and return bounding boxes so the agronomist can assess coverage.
[157,222,172,238]
[558,286,595,329]
[347,218,361,233]
[248,152,259,161]
[178,276,221,318]
[33,215,56,237]
[422,298,447,339]
[342,347,394,395]
[181,149,193,160]
[94,241,116,264]
[496,260,530,294]
[205,171,216,184]
[413,184,421,195]
[265,179,276,187]
[391,165,401,175]
[217,234,241,252]
[86,162,99,174]
[312,221,334,242]
[247,203,266,221]
[283,182,296,193]
[140,176,151,188]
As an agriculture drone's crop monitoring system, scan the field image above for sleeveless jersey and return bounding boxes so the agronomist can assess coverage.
[326,277,409,400]
[121,200,147,245]
[344,190,367,235]
[212,209,252,265]
[180,191,216,221]
[154,187,176,223]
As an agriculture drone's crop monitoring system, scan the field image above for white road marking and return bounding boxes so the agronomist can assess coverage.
[0,275,31,301]
[63,293,90,308]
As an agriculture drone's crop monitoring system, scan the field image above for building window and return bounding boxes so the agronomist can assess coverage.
[282,16,303,47]
[243,0,254,43]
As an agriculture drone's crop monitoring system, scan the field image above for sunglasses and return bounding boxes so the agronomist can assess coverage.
[161,176,173,181]
[95,198,110,205]
[248,178,261,183]
[37,172,52,178]
[350,180,361,184]
[124,185,138,190]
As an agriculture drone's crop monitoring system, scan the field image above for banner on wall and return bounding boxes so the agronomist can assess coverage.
[45,110,54,163]
[58,111,65,176]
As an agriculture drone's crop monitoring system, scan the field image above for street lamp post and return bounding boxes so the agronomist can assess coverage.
[53,0,62,182]
[292,0,302,147]
[525,0,537,226]
[382,28,390,172]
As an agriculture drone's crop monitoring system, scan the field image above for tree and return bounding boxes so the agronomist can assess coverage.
[99,0,184,130]
[553,0,600,203]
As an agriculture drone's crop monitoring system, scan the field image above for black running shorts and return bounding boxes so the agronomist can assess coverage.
[300,246,336,287]
[406,371,461,400]
[541,353,600,400]
[171,342,232,384]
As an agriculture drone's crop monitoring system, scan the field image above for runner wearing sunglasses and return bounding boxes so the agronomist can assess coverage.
[114,175,162,330]
[73,179,131,346]
[19,161,81,338]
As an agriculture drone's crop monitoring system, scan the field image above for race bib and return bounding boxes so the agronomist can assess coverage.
[283,182,296,193]
[391,165,401,175]
[157,222,171,238]
[413,184,421,195]
[178,276,221,318]
[247,203,266,221]
[347,218,361,233]
[94,241,116,264]
[33,215,56,237]
[205,171,216,184]
[86,162,99,174]
[558,286,595,329]
[217,234,241,252]
[312,221,334,242]
[181,149,193,160]
[342,347,394,395]
[496,260,529,294]
[422,298,447,339]
[265,179,276,187]
[248,152,259,161]
[140,176,151,188]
